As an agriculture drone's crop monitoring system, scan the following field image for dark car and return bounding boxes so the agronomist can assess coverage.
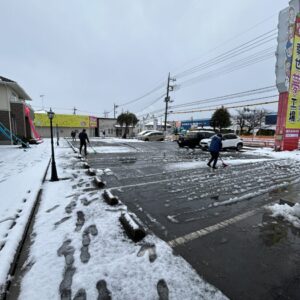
[177,130,215,148]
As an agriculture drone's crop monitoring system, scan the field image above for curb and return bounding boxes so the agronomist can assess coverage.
[103,190,119,205]
[93,176,106,188]
[87,168,96,176]
[119,212,146,242]
[82,162,90,169]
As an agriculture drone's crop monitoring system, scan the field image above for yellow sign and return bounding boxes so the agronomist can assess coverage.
[34,113,90,128]
[89,116,98,128]
[287,15,300,129]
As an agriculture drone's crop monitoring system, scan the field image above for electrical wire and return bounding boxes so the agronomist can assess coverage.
[169,85,276,109]
[169,100,278,115]
[117,82,166,107]
[169,95,278,114]
[171,13,277,74]
[137,85,277,117]
[175,29,277,78]
[179,48,275,88]
[135,93,166,115]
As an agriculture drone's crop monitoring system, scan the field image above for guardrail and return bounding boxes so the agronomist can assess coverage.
[240,136,300,148]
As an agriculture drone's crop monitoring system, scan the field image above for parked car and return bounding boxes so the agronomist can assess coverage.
[200,134,243,151]
[139,131,164,141]
[137,130,159,136]
[177,130,215,148]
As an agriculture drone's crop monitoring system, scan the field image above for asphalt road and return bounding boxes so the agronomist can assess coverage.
[76,139,300,300]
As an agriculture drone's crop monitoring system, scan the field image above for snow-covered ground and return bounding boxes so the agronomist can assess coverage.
[166,158,272,171]
[90,146,137,153]
[89,137,144,143]
[0,141,51,293]
[246,147,300,161]
[2,139,300,299]
[18,140,226,300]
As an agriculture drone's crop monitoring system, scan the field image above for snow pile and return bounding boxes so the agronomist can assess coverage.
[268,203,300,228]
[89,138,144,143]
[166,158,271,171]
[19,141,227,300]
[90,146,137,153]
[247,147,300,161]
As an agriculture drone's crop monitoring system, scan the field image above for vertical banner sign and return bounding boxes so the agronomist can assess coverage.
[286,15,300,130]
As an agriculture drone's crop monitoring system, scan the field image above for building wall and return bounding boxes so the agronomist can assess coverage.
[36,127,95,138]
[0,111,10,144]
[98,118,117,136]
[11,102,26,137]
[0,85,12,111]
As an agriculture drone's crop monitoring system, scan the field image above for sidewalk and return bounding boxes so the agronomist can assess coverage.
[10,140,226,299]
[0,141,51,295]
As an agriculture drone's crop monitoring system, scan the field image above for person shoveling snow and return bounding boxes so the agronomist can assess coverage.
[207,133,224,169]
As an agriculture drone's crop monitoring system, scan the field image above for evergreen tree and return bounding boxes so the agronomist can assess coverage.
[210,106,231,131]
[117,112,139,137]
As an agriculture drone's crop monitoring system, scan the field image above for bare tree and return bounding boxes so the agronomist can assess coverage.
[235,109,247,134]
[243,108,267,134]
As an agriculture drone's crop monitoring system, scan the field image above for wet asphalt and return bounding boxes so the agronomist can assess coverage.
[75,139,300,300]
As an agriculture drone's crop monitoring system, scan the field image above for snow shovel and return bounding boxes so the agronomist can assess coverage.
[219,155,228,168]
[89,143,97,154]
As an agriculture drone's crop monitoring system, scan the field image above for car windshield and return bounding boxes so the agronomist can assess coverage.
[186,132,198,138]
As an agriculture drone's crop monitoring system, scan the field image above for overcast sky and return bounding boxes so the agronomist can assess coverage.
[0,0,289,121]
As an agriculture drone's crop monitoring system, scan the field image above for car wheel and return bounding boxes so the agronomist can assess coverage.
[160,138,164,141]
[236,143,243,151]
[145,138,149,141]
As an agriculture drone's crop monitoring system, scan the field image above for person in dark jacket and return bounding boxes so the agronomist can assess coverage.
[78,129,90,156]
[71,130,76,142]
[207,133,222,169]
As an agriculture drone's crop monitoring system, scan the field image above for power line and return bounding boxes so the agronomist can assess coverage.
[171,13,278,74]
[170,85,276,110]
[179,48,275,88]
[175,29,277,78]
[138,46,276,117]
[135,93,166,115]
[169,95,278,114]
[137,85,278,117]
[169,100,278,115]
[117,82,165,107]
[115,23,278,112]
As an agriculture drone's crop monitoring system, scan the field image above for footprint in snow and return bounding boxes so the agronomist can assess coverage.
[80,225,98,263]
[96,280,111,300]
[54,216,72,228]
[73,288,86,300]
[137,243,157,263]
[46,205,60,213]
[75,211,85,232]
[157,279,169,300]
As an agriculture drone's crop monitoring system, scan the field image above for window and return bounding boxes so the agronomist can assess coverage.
[224,134,237,140]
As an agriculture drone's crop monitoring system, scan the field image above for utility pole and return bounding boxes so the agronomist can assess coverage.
[114,103,119,119]
[73,107,77,115]
[103,111,109,118]
[164,72,176,132]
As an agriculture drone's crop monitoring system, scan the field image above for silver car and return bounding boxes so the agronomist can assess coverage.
[139,131,164,141]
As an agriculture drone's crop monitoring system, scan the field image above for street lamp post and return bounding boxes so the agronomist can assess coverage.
[47,108,59,181]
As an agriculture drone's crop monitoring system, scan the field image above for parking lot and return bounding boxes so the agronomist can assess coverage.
[74,139,300,299]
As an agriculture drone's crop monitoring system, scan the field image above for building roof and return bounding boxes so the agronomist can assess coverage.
[0,76,32,100]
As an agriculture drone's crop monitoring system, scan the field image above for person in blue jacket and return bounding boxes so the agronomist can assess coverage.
[207,133,222,169]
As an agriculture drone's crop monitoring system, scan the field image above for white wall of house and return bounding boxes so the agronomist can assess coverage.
[35,127,95,138]
[0,85,13,111]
